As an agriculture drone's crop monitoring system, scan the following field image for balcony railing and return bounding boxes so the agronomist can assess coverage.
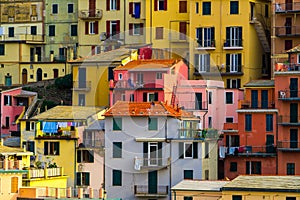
[195,39,216,49]
[82,139,104,148]
[225,65,242,73]
[110,80,163,89]
[0,160,23,170]
[178,129,203,139]
[226,145,276,156]
[277,141,300,149]
[239,100,275,109]
[36,131,77,139]
[223,123,238,131]
[22,167,63,179]
[78,9,103,19]
[0,34,44,42]
[278,90,300,99]
[275,26,300,37]
[275,2,300,13]
[275,63,300,72]
[178,100,208,111]
[134,157,169,169]
[278,115,300,125]
[73,81,92,91]
[223,39,243,49]
[134,185,168,197]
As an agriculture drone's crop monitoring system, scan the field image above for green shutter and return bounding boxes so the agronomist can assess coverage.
[113,170,122,186]
[113,118,122,131]
[76,172,82,186]
[148,118,158,130]
[89,151,94,162]
[77,150,82,163]
[113,142,122,158]
[158,142,162,166]
[85,172,90,186]
[143,142,148,166]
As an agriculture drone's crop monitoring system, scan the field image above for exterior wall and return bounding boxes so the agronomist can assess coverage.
[25,176,68,188]
[222,191,300,200]
[0,172,24,200]
[225,89,243,123]
[172,191,222,200]
[278,151,300,175]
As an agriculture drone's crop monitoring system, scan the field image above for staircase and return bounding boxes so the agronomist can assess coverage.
[251,16,271,53]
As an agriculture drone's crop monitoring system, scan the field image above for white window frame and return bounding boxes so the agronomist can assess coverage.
[158,0,165,10]
[110,0,117,10]
[133,23,141,35]
[230,54,239,72]
[184,142,193,158]
[196,27,214,47]
[229,27,242,47]
[89,21,95,34]
[148,142,158,166]
[118,73,123,80]
[228,79,239,89]
[195,54,210,72]
[156,72,162,79]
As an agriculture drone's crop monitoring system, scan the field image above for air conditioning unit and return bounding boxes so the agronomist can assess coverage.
[31,16,37,21]
[8,18,14,22]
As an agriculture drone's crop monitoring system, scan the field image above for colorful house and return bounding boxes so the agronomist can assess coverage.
[71,48,137,107]
[223,80,277,179]
[104,101,218,199]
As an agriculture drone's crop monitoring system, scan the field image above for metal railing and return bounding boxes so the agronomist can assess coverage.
[226,145,276,155]
[239,100,275,109]
[134,185,168,195]
[275,63,300,72]
[275,2,300,13]
[278,141,300,149]
[82,139,104,148]
[73,81,92,91]
[178,100,208,110]
[225,65,242,73]
[278,115,300,124]
[78,9,103,19]
[178,129,203,139]
[275,26,300,37]
[223,39,243,48]
[278,90,300,99]
[196,39,216,48]
[110,80,162,89]
[134,157,169,168]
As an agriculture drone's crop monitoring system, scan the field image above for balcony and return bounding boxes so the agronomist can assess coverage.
[22,167,63,179]
[0,160,23,170]
[219,65,243,76]
[275,26,300,37]
[178,129,203,139]
[134,157,169,170]
[222,123,238,133]
[238,100,275,109]
[226,145,276,156]
[178,100,208,111]
[223,39,243,50]
[275,2,300,13]
[82,139,104,148]
[275,63,300,72]
[109,80,163,90]
[73,81,92,91]
[278,90,300,100]
[278,115,300,126]
[195,39,216,50]
[78,9,103,19]
[277,141,300,151]
[0,34,44,43]
[134,185,168,197]
[36,131,77,139]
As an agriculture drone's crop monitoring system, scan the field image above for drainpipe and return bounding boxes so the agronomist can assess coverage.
[275,111,278,175]
[123,0,126,44]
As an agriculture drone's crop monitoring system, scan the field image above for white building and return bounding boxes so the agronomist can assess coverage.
[104,101,218,199]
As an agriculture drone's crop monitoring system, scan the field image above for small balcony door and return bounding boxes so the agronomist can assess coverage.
[285,17,292,35]
[148,142,158,166]
[290,103,298,123]
[266,134,274,153]
[286,0,293,10]
[261,90,268,108]
[290,129,298,148]
[78,68,86,88]
[148,170,157,194]
[251,90,258,108]
[290,78,298,97]
[195,93,202,110]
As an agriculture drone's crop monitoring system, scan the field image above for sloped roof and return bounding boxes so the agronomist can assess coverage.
[287,44,300,53]
[0,145,33,156]
[104,101,195,118]
[114,59,176,71]
[31,106,105,121]
[244,80,274,87]
[171,180,229,191]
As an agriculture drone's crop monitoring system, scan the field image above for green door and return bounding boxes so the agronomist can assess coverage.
[195,93,202,110]
[290,103,298,123]
[148,170,157,194]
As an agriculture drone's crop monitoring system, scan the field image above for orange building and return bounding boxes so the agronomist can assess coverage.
[223,80,277,179]
[275,45,300,175]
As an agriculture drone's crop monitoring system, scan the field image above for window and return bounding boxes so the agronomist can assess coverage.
[286,197,296,200]
[245,114,252,131]
[8,27,14,37]
[265,4,269,17]
[226,92,233,104]
[230,1,239,14]
[5,116,9,128]
[285,40,292,50]
[246,161,261,174]
[226,54,241,72]
[71,25,77,36]
[68,4,74,13]
[76,172,90,186]
[77,150,94,163]
[113,118,122,131]
[179,1,187,13]
[226,79,241,89]
[31,26,37,35]
[129,23,143,35]
[106,20,119,38]
[0,44,4,55]
[130,94,134,102]
[113,142,122,158]
[23,141,35,153]
[205,142,209,158]
[184,170,193,179]
[184,197,193,200]
[112,170,122,186]
[208,91,212,104]
[194,54,210,72]
[226,117,234,123]
[11,177,18,193]
[195,2,199,13]
[156,72,162,79]
[118,73,123,80]
[129,2,141,18]
[266,114,273,131]
[202,2,211,15]
[89,22,95,34]
[298,54,300,64]
[196,27,215,47]
[179,142,198,159]
[49,25,55,36]
[156,27,163,39]
[185,143,193,158]
[205,170,209,180]
[52,4,58,14]
[287,163,295,175]
[110,0,117,10]
[225,27,242,47]
[4,95,12,106]
[232,195,242,200]
[156,0,166,10]
[44,142,59,155]
[208,117,212,128]
[230,162,237,171]
[78,94,85,106]
[148,118,158,130]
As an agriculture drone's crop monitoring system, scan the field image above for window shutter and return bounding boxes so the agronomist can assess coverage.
[193,142,198,159]
[154,92,158,101]
[226,27,230,44]
[129,2,133,14]
[44,142,48,155]
[55,142,60,155]
[158,142,162,166]
[226,54,230,72]
[116,20,120,39]
[140,23,144,35]
[143,92,147,102]
[238,53,242,68]
[164,0,168,10]
[226,79,231,89]
[85,22,89,34]
[211,27,215,41]
[94,21,98,34]
[179,142,184,159]
[77,172,81,186]
[117,0,120,10]
[91,46,95,55]
[237,79,241,88]
[154,0,158,11]
[238,27,242,45]
[106,0,110,11]
[77,150,82,162]
[129,23,133,35]
[206,54,210,72]
[85,173,90,185]
[106,21,110,38]
[89,151,94,162]
[143,142,148,166]
[194,54,199,72]
[226,135,230,147]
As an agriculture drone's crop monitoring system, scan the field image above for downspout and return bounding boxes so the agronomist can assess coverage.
[275,111,278,175]
[123,0,126,44]
[74,138,77,192]
[150,0,152,44]
[165,118,171,200]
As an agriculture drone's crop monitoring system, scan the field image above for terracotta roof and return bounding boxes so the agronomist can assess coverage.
[114,59,177,71]
[287,44,300,53]
[104,101,195,118]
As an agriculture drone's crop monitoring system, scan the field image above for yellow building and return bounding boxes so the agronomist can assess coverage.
[71,48,137,107]
[20,105,104,188]
[222,175,300,200]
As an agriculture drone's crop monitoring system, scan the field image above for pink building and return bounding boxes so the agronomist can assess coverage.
[1,87,37,137]
[109,59,188,106]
